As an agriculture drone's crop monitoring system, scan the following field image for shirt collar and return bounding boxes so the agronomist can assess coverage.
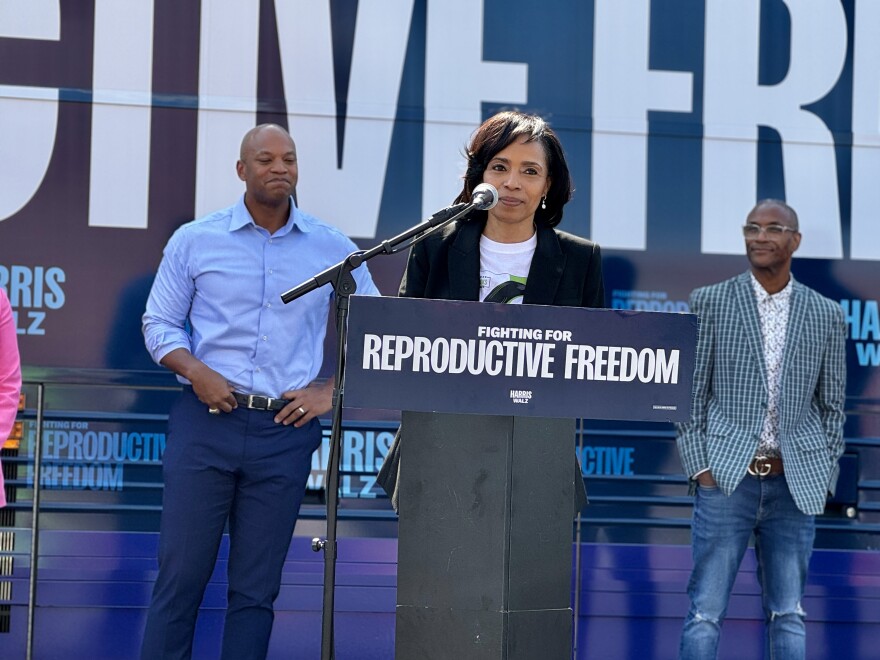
[229,194,310,236]
[750,271,793,304]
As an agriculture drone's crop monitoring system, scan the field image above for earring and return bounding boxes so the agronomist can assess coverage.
[541,196,546,210]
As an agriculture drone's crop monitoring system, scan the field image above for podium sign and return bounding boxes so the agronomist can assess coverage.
[345,296,698,422]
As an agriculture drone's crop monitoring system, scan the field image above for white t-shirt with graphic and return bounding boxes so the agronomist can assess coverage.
[479,232,537,304]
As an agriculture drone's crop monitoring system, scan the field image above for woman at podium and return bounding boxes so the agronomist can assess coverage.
[379,109,605,510]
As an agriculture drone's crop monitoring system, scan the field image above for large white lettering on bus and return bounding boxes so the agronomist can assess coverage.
[701,0,846,259]
[2,2,880,258]
[192,0,413,240]
[421,0,528,220]
[0,1,59,224]
[89,0,154,230]
[591,0,693,251]
[851,0,880,261]
[276,0,413,238]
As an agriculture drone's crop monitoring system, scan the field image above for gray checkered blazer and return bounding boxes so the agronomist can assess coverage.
[676,271,846,515]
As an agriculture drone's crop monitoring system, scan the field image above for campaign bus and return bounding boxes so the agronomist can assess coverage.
[1,2,878,657]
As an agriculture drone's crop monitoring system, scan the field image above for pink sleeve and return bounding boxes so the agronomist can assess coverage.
[0,289,22,507]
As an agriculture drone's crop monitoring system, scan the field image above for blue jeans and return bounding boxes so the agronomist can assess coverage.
[680,473,815,660]
[141,388,322,660]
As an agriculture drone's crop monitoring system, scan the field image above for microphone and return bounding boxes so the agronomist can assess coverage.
[423,184,497,230]
[471,183,498,210]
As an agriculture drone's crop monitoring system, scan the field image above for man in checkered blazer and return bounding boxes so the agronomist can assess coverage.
[675,199,846,660]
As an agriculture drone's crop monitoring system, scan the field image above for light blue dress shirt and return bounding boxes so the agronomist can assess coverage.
[143,195,379,397]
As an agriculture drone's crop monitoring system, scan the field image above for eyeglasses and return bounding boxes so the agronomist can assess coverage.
[742,223,798,238]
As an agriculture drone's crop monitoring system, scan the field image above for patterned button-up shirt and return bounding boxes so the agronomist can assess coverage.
[750,273,793,458]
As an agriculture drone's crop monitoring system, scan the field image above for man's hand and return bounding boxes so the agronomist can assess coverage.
[696,471,717,487]
[160,348,236,412]
[275,378,335,427]
[189,363,237,412]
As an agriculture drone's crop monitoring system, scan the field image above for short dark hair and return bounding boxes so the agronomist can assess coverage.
[748,198,799,230]
[454,110,573,228]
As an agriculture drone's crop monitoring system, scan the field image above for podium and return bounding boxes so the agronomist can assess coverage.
[344,296,698,659]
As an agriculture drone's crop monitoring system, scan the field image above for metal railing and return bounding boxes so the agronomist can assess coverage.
[8,369,179,660]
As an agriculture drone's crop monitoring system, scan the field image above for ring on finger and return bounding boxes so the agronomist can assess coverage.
[208,407,220,415]
[297,406,307,416]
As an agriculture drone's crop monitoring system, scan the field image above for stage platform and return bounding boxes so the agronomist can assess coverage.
[0,529,877,659]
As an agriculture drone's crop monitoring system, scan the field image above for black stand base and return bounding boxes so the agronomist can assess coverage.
[395,412,576,659]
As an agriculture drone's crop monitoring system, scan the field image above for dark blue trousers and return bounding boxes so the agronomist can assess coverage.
[141,388,321,660]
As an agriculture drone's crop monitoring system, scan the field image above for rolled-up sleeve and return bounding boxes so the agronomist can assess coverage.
[142,232,195,365]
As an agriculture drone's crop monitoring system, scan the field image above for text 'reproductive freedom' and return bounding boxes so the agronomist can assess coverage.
[361,325,680,383]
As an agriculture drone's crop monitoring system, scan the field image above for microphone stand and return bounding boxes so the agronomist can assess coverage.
[280,200,476,660]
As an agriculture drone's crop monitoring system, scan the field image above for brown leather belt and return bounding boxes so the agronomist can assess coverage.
[747,456,784,477]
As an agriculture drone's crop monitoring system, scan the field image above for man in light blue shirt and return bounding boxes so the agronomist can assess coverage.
[140,124,378,660]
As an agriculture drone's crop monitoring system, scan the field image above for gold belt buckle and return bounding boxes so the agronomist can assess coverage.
[748,456,772,476]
